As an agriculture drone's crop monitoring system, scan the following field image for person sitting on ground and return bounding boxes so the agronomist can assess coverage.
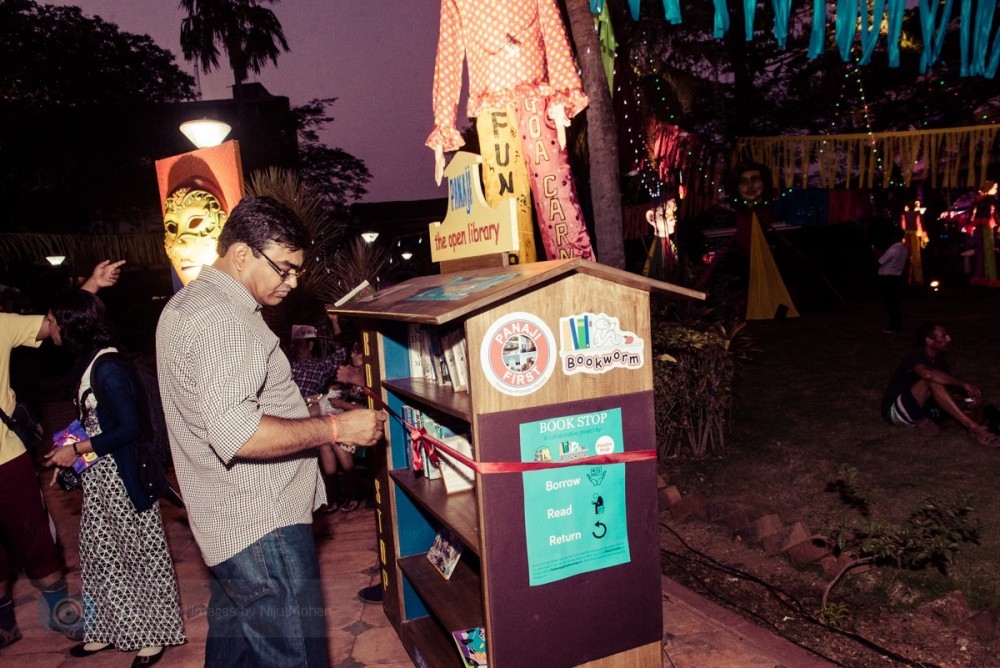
[881,321,1000,447]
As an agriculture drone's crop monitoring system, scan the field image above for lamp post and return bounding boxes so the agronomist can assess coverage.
[179,119,232,149]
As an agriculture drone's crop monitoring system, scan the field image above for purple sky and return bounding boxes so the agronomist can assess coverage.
[46,1,449,203]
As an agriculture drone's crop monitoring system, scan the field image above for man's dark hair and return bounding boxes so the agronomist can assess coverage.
[217,196,310,255]
[916,321,945,347]
[50,289,114,353]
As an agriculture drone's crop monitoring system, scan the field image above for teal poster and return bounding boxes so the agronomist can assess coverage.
[520,408,630,586]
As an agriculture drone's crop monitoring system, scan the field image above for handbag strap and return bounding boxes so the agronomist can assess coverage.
[0,406,15,431]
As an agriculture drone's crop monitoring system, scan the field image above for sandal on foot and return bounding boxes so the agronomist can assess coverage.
[971,427,1000,448]
[316,501,340,514]
[70,642,114,657]
[340,499,360,513]
[0,624,22,650]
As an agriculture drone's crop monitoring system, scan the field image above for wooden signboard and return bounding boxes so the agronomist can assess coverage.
[429,152,519,264]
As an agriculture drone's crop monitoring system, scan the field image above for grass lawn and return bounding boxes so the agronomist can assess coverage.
[666,283,1000,614]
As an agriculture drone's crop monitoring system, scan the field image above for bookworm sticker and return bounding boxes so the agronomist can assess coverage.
[480,312,556,396]
[558,313,645,376]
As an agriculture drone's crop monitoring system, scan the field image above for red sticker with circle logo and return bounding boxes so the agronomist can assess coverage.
[480,312,556,396]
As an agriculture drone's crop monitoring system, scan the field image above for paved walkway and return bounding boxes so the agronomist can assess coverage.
[2,401,832,667]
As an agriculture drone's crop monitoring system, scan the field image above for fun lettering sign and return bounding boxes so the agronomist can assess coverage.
[429,152,519,263]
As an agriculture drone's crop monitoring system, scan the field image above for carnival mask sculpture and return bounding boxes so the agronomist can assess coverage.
[163,186,227,285]
[645,198,677,238]
[736,169,765,205]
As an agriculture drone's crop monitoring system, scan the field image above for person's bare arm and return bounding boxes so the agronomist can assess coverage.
[235,409,387,460]
[81,259,126,293]
[914,363,982,400]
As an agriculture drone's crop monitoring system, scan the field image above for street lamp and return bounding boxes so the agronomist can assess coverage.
[179,119,232,149]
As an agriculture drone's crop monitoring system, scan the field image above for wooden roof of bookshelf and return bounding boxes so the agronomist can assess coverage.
[328,258,705,325]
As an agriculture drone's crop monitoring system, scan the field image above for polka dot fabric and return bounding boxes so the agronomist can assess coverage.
[428,0,589,151]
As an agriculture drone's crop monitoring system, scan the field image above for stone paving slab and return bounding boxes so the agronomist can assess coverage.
[1,401,834,667]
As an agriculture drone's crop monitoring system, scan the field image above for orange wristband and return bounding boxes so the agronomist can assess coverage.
[326,414,339,444]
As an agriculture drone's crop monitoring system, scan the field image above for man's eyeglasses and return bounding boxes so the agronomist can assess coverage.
[254,247,306,282]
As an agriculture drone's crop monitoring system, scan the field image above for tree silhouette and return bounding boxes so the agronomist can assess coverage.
[293,98,372,216]
[179,0,289,89]
[1,0,196,107]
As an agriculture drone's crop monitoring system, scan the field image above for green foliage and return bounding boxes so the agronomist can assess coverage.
[179,0,289,87]
[0,0,196,107]
[821,466,979,609]
[293,98,372,213]
[817,601,851,629]
[827,466,979,572]
[244,167,391,309]
[651,301,754,462]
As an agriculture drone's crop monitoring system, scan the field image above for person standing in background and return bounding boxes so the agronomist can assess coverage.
[0,259,124,650]
[878,227,909,333]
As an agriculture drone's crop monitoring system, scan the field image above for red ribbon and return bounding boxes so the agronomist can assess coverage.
[365,387,656,475]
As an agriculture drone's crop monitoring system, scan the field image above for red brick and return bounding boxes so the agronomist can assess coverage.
[659,485,682,511]
[761,522,810,556]
[670,493,709,521]
[714,508,757,533]
[920,591,971,625]
[784,536,833,564]
[735,513,783,544]
[958,607,1000,640]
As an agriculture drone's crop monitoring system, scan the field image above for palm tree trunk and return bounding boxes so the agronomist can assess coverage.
[563,0,625,269]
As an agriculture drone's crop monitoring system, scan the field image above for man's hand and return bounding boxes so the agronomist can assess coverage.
[81,259,126,293]
[548,104,570,150]
[433,145,446,186]
[335,409,387,447]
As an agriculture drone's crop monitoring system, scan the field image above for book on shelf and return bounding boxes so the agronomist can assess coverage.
[427,330,451,387]
[442,328,468,392]
[402,405,423,474]
[419,412,468,481]
[453,335,470,393]
[438,435,475,494]
[417,325,438,384]
[406,324,426,380]
[451,627,487,667]
[426,527,463,580]
[52,420,103,474]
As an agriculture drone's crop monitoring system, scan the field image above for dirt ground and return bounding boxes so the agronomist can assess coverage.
[661,285,1000,668]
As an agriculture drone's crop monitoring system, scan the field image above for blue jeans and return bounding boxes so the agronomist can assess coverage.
[205,524,328,668]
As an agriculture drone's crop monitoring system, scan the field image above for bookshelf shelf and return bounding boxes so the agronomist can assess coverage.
[334,259,697,667]
[382,377,472,421]
[399,617,461,667]
[398,554,484,631]
[390,469,479,555]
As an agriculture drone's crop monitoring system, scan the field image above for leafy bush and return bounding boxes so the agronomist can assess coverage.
[651,302,753,463]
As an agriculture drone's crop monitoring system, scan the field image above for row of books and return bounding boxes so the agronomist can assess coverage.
[425,529,487,666]
[407,324,470,393]
[401,405,475,494]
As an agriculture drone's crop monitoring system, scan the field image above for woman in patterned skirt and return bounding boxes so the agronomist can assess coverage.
[43,290,184,667]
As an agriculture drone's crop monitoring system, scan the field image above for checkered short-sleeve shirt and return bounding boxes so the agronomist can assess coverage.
[156,266,323,567]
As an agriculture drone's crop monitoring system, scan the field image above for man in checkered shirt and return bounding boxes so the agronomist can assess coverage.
[156,196,386,668]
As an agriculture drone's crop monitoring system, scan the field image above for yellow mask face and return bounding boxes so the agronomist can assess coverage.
[163,187,227,284]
